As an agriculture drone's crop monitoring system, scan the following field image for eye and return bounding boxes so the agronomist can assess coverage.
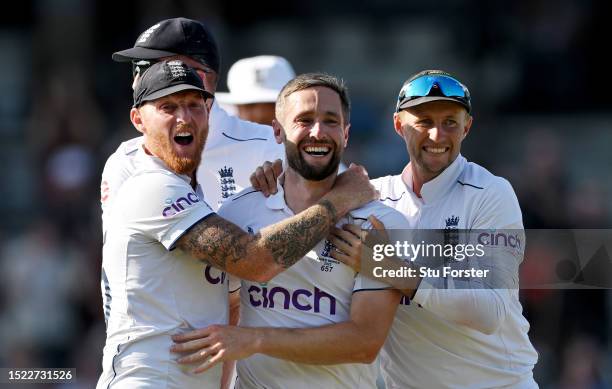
[324,117,340,125]
[296,117,313,126]
[444,119,458,127]
[415,119,433,128]
[160,103,177,113]
[189,101,205,110]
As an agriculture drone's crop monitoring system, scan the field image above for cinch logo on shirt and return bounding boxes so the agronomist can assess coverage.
[247,285,337,315]
[477,231,522,249]
[162,192,200,217]
[204,265,227,285]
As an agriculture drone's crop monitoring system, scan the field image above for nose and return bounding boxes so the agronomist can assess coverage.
[309,121,324,139]
[175,105,193,123]
[428,126,442,142]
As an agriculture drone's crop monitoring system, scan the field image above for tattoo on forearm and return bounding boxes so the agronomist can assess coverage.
[177,215,250,270]
[318,199,337,222]
[263,201,336,268]
[176,200,337,273]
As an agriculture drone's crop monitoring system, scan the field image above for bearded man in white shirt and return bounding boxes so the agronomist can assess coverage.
[171,73,409,389]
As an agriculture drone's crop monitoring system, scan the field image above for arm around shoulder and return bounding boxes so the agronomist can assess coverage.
[175,200,338,282]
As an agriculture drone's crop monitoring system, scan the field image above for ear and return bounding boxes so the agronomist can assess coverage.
[272,118,284,144]
[130,107,146,135]
[462,113,473,140]
[393,112,404,137]
[343,123,350,148]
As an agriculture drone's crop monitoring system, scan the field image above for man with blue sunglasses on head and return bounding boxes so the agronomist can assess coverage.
[253,70,539,388]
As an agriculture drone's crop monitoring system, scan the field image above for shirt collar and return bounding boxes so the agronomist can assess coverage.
[403,154,466,204]
[265,173,292,213]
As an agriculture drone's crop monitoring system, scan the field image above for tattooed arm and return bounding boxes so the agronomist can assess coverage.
[176,200,335,282]
[176,164,376,282]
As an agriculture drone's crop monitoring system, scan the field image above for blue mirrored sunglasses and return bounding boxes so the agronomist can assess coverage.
[397,75,470,111]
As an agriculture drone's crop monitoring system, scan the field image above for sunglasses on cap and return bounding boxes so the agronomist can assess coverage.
[132,56,215,78]
[396,74,471,113]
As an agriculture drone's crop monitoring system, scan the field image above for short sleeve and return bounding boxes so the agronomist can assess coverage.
[116,171,214,250]
[353,273,393,292]
[473,178,524,229]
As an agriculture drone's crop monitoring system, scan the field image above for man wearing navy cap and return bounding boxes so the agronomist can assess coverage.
[97,60,378,389]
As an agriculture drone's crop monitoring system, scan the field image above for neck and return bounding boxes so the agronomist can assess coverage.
[283,168,337,214]
[402,163,436,198]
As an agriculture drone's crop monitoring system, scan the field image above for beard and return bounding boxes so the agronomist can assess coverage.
[285,139,342,181]
[148,124,206,175]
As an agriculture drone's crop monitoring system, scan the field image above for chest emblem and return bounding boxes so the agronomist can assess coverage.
[444,215,460,253]
[219,166,237,200]
[445,215,460,229]
[318,240,339,272]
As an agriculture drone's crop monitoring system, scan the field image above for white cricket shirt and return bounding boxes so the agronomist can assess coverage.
[372,155,538,389]
[97,146,228,389]
[218,180,411,389]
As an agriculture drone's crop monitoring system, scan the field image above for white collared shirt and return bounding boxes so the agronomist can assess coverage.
[217,180,411,389]
[97,146,227,389]
[372,155,539,389]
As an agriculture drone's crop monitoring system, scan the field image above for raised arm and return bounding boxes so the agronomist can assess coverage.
[176,164,377,282]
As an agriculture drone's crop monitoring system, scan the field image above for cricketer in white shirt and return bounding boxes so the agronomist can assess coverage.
[98,101,282,388]
[97,146,225,389]
[217,179,410,389]
[100,100,284,224]
[372,154,539,389]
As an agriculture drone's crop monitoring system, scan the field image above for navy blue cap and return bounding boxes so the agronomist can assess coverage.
[113,17,221,73]
[133,60,211,107]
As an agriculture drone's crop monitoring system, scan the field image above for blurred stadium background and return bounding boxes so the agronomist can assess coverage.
[0,1,610,387]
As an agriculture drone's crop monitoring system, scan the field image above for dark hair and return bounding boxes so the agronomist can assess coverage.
[276,73,350,123]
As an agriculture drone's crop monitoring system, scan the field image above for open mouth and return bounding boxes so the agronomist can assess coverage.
[174,132,194,146]
[303,145,332,157]
[423,146,449,154]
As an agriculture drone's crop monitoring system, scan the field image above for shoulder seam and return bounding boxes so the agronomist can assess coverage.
[222,132,269,142]
[456,180,484,190]
[381,192,406,202]
[231,189,260,201]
